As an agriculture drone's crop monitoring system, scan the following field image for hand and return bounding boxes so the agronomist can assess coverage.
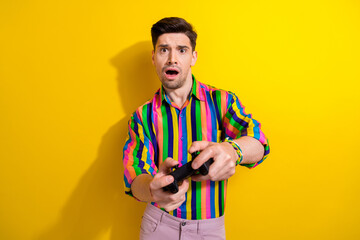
[149,157,189,212]
[189,141,238,182]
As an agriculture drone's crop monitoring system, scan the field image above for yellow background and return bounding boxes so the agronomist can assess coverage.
[1,0,359,239]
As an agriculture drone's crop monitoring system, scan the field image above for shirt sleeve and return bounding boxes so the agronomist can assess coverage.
[122,111,158,198]
[223,92,270,168]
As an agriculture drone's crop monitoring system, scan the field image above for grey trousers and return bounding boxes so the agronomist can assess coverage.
[140,203,226,240]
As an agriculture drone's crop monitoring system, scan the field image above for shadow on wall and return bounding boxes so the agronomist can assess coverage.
[37,41,159,240]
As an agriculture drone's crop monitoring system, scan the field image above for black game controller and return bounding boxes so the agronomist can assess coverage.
[163,151,214,193]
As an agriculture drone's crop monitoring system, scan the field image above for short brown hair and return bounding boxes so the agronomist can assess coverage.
[151,17,197,51]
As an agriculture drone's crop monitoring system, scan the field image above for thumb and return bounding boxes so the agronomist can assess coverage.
[150,174,174,190]
[158,157,178,174]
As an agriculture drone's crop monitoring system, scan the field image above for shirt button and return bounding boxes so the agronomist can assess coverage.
[181,222,186,226]
[180,137,184,140]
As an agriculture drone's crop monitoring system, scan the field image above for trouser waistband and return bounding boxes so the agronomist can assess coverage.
[144,203,225,232]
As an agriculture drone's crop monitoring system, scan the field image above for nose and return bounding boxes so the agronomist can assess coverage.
[167,51,177,65]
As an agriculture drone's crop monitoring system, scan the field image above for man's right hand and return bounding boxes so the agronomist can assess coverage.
[149,157,189,212]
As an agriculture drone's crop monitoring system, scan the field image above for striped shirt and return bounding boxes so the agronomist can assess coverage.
[123,76,270,220]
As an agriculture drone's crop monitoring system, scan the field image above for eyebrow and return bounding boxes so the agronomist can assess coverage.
[178,45,190,49]
[157,44,190,49]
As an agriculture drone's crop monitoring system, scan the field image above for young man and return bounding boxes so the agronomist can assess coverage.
[122,17,270,240]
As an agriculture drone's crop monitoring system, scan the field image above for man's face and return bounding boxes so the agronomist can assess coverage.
[152,33,197,90]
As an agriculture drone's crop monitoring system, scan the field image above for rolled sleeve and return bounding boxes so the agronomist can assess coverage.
[223,93,270,168]
[122,112,157,197]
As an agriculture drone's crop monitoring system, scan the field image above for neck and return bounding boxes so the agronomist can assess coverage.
[163,73,193,109]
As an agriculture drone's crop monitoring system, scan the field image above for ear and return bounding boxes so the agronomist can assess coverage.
[191,50,198,66]
[151,50,155,65]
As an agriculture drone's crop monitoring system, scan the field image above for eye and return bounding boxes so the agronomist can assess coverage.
[160,48,168,53]
[179,49,186,53]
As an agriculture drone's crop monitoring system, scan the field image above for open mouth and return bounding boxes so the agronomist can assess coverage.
[164,68,180,79]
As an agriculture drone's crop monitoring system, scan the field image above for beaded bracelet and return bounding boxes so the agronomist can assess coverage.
[224,137,244,165]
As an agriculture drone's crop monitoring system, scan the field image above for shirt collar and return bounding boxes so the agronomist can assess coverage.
[158,75,205,108]
[191,75,205,101]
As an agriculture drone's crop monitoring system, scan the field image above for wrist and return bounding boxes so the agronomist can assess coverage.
[223,138,244,165]
[148,179,155,202]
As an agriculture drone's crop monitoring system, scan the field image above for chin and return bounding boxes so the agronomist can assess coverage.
[163,82,182,89]
[162,79,185,90]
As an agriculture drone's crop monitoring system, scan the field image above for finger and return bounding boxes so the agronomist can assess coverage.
[150,174,174,190]
[158,157,179,173]
[191,152,226,181]
[176,179,190,194]
[164,181,188,211]
[210,162,235,181]
[163,200,185,212]
[189,141,212,154]
[207,153,236,181]
[191,146,216,170]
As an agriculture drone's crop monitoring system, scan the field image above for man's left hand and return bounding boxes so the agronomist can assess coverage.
[189,141,238,182]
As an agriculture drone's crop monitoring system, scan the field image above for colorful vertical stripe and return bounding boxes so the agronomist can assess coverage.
[122,75,270,220]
